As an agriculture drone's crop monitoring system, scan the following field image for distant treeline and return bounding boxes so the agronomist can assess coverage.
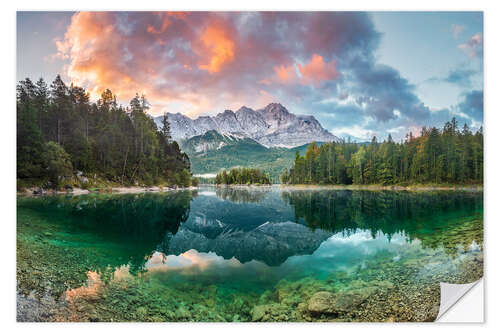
[281,118,483,185]
[17,75,193,188]
[215,168,271,185]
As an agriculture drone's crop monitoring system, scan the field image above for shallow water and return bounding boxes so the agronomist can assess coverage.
[16,186,483,322]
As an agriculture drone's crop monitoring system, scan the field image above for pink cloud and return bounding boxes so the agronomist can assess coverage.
[459,33,483,58]
[274,64,297,83]
[451,24,466,39]
[298,54,340,87]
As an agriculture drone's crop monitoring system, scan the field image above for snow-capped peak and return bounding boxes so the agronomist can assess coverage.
[154,103,340,148]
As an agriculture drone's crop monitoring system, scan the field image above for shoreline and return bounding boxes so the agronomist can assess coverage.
[277,184,483,192]
[18,186,200,197]
[18,183,483,196]
[210,183,483,192]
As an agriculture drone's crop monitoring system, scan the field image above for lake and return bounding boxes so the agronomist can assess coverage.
[16,186,483,322]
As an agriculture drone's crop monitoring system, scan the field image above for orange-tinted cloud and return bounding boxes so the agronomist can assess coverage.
[197,23,235,73]
[54,12,361,116]
[147,17,171,34]
[146,12,188,35]
[56,12,140,99]
[298,54,340,86]
[274,64,297,83]
[273,55,340,87]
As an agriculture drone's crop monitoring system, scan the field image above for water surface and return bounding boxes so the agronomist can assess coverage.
[16,186,483,322]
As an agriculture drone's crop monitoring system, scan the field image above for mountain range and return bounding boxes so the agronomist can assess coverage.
[154,103,339,180]
[154,103,339,148]
[180,130,321,180]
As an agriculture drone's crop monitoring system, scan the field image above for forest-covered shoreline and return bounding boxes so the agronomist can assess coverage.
[17,75,197,191]
[281,118,483,186]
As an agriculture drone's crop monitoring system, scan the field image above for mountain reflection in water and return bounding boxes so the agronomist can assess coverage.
[16,186,483,322]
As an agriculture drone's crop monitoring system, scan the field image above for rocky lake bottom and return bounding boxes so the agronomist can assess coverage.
[16,187,483,322]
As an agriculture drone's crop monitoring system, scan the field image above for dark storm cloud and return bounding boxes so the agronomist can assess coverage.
[343,58,431,122]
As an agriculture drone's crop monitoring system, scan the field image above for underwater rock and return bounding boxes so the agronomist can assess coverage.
[251,305,268,321]
[136,306,147,317]
[175,306,191,320]
[334,287,376,311]
[307,287,377,316]
[251,303,295,322]
[307,292,338,314]
[274,276,336,307]
[373,280,394,290]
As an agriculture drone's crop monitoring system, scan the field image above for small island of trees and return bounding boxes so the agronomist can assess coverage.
[214,168,271,185]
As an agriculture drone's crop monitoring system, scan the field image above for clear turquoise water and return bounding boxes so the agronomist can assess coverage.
[16,187,483,322]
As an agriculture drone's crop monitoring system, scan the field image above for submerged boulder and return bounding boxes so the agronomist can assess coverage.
[307,291,338,314]
[250,303,296,322]
[251,305,269,321]
[307,287,377,316]
[334,287,376,311]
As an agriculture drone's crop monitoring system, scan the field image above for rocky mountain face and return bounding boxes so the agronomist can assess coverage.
[155,103,339,148]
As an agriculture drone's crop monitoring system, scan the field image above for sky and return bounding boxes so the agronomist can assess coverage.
[16,11,483,141]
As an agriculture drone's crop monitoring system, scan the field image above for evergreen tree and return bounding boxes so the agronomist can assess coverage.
[161,113,172,143]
